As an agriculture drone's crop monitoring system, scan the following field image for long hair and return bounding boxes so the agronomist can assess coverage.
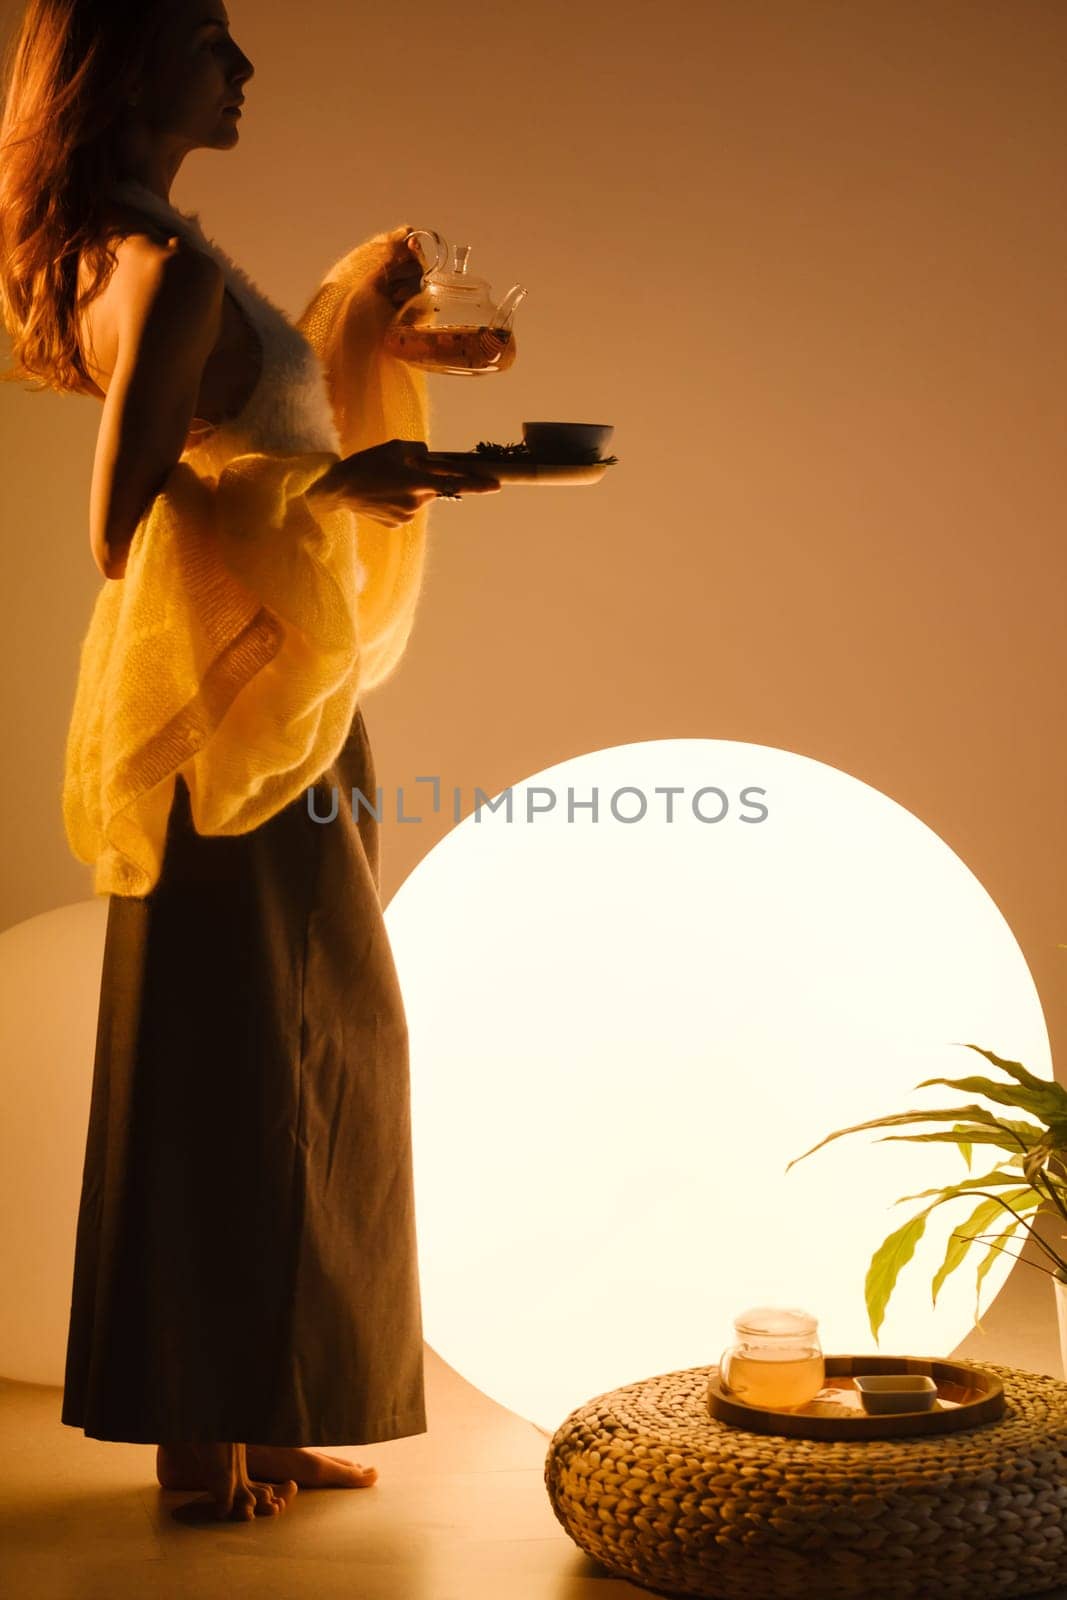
[0,0,178,395]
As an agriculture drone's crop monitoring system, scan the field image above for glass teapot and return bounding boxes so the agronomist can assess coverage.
[719,1305,825,1411]
[382,228,528,376]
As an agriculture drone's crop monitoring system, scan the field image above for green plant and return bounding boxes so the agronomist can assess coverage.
[786,1043,1067,1342]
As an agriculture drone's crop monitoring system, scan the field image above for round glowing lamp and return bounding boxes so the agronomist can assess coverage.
[385,739,1046,1433]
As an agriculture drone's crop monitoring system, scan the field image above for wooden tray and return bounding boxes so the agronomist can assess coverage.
[706,1355,1005,1440]
[428,450,615,487]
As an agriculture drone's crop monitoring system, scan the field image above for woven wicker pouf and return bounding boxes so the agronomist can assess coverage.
[544,1362,1067,1600]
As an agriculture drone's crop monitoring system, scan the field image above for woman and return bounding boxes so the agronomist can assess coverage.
[0,0,500,1523]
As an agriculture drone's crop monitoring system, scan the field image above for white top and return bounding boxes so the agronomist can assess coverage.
[106,178,343,472]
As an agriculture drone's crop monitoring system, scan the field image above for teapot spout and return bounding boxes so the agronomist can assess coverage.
[490,284,528,332]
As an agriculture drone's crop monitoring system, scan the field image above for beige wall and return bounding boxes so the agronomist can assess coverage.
[1,0,1065,1361]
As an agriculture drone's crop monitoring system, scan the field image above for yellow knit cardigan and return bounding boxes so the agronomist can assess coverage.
[62,226,429,899]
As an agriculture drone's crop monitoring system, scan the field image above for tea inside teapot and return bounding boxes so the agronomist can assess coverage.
[383,321,516,374]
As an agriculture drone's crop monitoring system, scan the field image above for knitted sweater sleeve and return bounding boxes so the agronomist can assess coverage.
[61,225,431,900]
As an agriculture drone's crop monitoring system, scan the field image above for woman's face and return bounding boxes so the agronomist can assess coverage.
[135,1,254,151]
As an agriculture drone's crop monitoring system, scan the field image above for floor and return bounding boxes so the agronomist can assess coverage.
[4,1252,1067,1600]
[0,1347,645,1600]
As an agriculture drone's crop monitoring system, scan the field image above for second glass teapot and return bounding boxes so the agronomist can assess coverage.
[382,229,528,376]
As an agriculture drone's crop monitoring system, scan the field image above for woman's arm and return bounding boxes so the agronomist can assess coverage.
[89,239,224,580]
[307,439,500,525]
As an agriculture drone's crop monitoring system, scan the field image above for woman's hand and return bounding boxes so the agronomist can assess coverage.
[375,233,425,312]
[308,439,501,527]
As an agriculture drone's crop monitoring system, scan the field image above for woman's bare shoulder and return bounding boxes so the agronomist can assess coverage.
[78,207,222,394]
[84,204,223,302]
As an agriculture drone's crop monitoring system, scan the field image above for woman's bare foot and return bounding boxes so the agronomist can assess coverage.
[157,1441,376,1493]
[155,1442,298,1520]
[247,1444,378,1487]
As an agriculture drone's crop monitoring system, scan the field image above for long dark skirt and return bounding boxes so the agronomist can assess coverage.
[60,707,427,1446]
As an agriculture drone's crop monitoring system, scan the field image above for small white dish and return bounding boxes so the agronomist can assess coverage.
[854,1374,939,1414]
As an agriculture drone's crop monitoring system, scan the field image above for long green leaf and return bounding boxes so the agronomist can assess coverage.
[931,1196,1011,1305]
[952,1043,1067,1105]
[917,1072,1067,1133]
[786,1104,1039,1173]
[866,1186,1036,1339]
[972,1217,1026,1326]
[1019,1139,1067,1208]
[894,1169,1037,1206]
[1038,1167,1067,1207]
[865,1212,928,1342]
[877,1121,1043,1157]
[1024,1139,1055,1185]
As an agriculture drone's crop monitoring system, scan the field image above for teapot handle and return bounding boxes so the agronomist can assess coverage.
[404,228,448,284]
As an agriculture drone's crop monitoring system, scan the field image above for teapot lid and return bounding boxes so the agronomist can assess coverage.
[733,1305,818,1336]
[426,241,489,292]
